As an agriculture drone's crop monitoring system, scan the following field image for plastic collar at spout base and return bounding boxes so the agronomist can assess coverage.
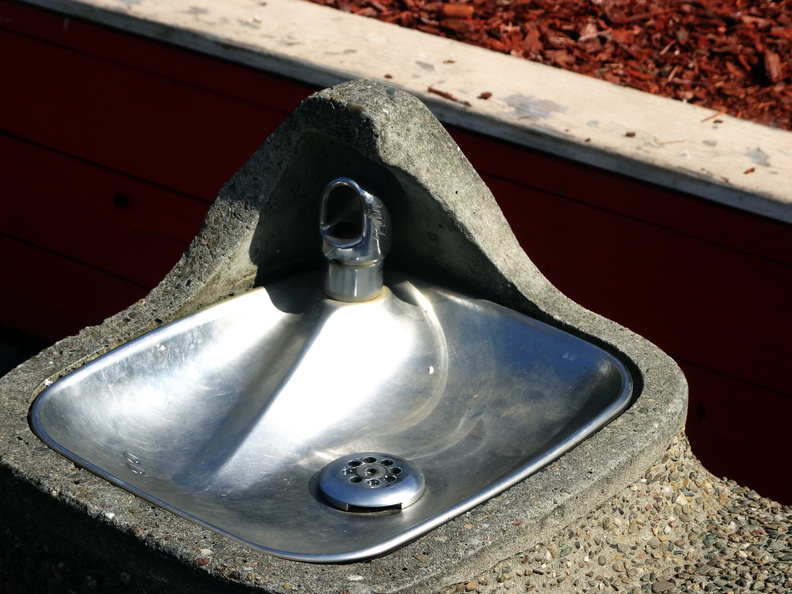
[324,260,385,302]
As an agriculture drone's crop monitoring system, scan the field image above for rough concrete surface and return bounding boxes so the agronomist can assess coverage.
[0,80,687,592]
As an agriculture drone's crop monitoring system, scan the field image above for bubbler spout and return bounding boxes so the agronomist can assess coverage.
[319,177,392,302]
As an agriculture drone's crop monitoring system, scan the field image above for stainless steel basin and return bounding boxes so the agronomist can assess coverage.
[30,271,632,563]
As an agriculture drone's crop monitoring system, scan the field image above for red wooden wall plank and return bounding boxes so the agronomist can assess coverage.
[0,0,310,113]
[452,130,792,267]
[0,235,148,340]
[0,27,292,198]
[0,133,208,287]
[682,362,791,504]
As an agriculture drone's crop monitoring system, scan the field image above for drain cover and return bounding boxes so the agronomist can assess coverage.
[318,453,426,511]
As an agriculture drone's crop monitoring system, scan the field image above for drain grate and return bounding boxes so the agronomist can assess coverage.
[318,452,425,511]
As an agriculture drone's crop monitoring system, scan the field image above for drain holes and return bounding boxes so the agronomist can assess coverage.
[318,452,426,512]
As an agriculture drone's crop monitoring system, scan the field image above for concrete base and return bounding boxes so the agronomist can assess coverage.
[0,80,686,592]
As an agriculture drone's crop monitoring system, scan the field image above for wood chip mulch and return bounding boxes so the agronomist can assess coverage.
[305,0,792,131]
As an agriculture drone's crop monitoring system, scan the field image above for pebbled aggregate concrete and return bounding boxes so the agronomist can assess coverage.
[440,433,791,594]
[0,80,687,592]
[3,431,789,593]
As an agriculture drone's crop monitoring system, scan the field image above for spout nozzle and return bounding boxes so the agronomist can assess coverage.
[319,178,391,302]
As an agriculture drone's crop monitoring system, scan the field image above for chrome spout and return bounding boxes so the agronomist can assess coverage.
[319,177,391,302]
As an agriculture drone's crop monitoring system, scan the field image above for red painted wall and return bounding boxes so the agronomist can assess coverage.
[2,1,790,503]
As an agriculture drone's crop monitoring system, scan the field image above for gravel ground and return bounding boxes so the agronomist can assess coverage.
[443,433,791,594]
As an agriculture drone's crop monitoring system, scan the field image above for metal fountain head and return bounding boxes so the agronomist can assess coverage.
[319,177,391,302]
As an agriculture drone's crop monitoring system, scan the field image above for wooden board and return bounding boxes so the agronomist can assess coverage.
[0,23,302,198]
[0,235,148,340]
[15,0,792,223]
[0,133,208,288]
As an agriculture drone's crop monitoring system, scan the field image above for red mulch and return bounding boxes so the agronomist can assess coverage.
[306,0,792,131]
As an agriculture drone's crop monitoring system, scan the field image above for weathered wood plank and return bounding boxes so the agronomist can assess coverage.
[0,235,149,340]
[0,132,208,287]
[15,0,792,222]
[0,25,298,198]
[452,129,792,267]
